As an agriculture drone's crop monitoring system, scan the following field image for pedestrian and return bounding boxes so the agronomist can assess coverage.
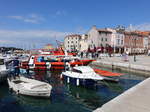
[40,56,45,62]
[86,52,88,58]
[96,51,99,58]
[123,51,129,62]
[80,52,83,58]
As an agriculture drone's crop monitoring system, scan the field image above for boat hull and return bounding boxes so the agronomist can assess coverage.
[20,60,95,70]
[7,77,52,98]
[62,75,96,86]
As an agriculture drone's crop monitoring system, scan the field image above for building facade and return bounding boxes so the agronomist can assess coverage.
[87,26,113,49]
[79,34,88,52]
[87,26,124,53]
[63,26,149,54]
[64,34,81,52]
[124,32,145,54]
[148,36,150,50]
[114,31,125,53]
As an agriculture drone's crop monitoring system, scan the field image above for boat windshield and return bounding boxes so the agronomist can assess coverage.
[72,68,82,74]
[13,80,27,84]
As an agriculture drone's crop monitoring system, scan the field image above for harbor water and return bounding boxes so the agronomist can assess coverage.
[0,67,147,112]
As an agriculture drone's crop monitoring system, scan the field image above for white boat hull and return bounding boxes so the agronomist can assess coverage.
[7,76,52,98]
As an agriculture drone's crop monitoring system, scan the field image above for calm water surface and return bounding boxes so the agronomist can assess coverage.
[0,67,147,112]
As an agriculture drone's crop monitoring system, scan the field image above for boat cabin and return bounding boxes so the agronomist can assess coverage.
[36,55,80,63]
[71,66,95,74]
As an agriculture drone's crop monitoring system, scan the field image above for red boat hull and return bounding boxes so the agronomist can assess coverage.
[20,60,95,70]
[93,68,122,77]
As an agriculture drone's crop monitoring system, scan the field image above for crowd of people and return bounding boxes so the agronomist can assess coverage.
[78,50,129,61]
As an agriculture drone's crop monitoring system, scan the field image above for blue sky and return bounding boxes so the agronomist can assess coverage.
[0,0,150,49]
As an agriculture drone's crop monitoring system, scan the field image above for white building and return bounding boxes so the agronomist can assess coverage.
[143,36,149,50]
[87,26,124,53]
[64,34,81,52]
[79,34,88,52]
[114,30,125,53]
[87,26,114,48]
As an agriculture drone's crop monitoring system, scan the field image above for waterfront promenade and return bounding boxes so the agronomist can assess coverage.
[92,55,150,76]
[94,77,150,112]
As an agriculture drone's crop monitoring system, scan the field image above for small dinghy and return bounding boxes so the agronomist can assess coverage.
[7,76,52,98]
[93,68,123,82]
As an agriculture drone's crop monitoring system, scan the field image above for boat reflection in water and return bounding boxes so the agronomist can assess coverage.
[0,68,147,112]
[65,80,124,109]
[20,69,145,110]
[14,95,51,106]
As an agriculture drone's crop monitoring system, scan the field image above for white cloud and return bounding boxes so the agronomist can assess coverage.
[127,23,150,31]
[23,19,38,24]
[52,10,67,18]
[0,40,13,44]
[56,10,66,16]
[8,16,23,20]
[0,30,67,38]
[0,29,69,48]
[7,14,45,24]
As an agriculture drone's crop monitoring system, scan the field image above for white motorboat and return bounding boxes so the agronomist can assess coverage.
[0,59,9,83]
[61,66,104,86]
[7,76,52,98]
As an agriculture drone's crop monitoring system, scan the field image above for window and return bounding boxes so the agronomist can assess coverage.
[72,69,82,73]
[117,39,120,45]
[121,40,123,45]
[68,41,69,44]
[105,38,107,41]
[101,38,103,41]
[71,41,73,43]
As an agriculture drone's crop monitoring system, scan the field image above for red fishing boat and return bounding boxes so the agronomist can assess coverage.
[20,54,95,70]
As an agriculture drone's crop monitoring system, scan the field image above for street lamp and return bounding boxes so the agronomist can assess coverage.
[134,37,138,62]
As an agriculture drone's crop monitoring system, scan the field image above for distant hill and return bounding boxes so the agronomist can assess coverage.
[0,47,23,53]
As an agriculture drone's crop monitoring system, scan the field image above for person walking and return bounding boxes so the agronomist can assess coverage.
[80,52,83,58]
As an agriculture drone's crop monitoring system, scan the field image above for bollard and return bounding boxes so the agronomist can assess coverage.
[67,77,70,83]
[76,78,79,86]
[60,74,63,79]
